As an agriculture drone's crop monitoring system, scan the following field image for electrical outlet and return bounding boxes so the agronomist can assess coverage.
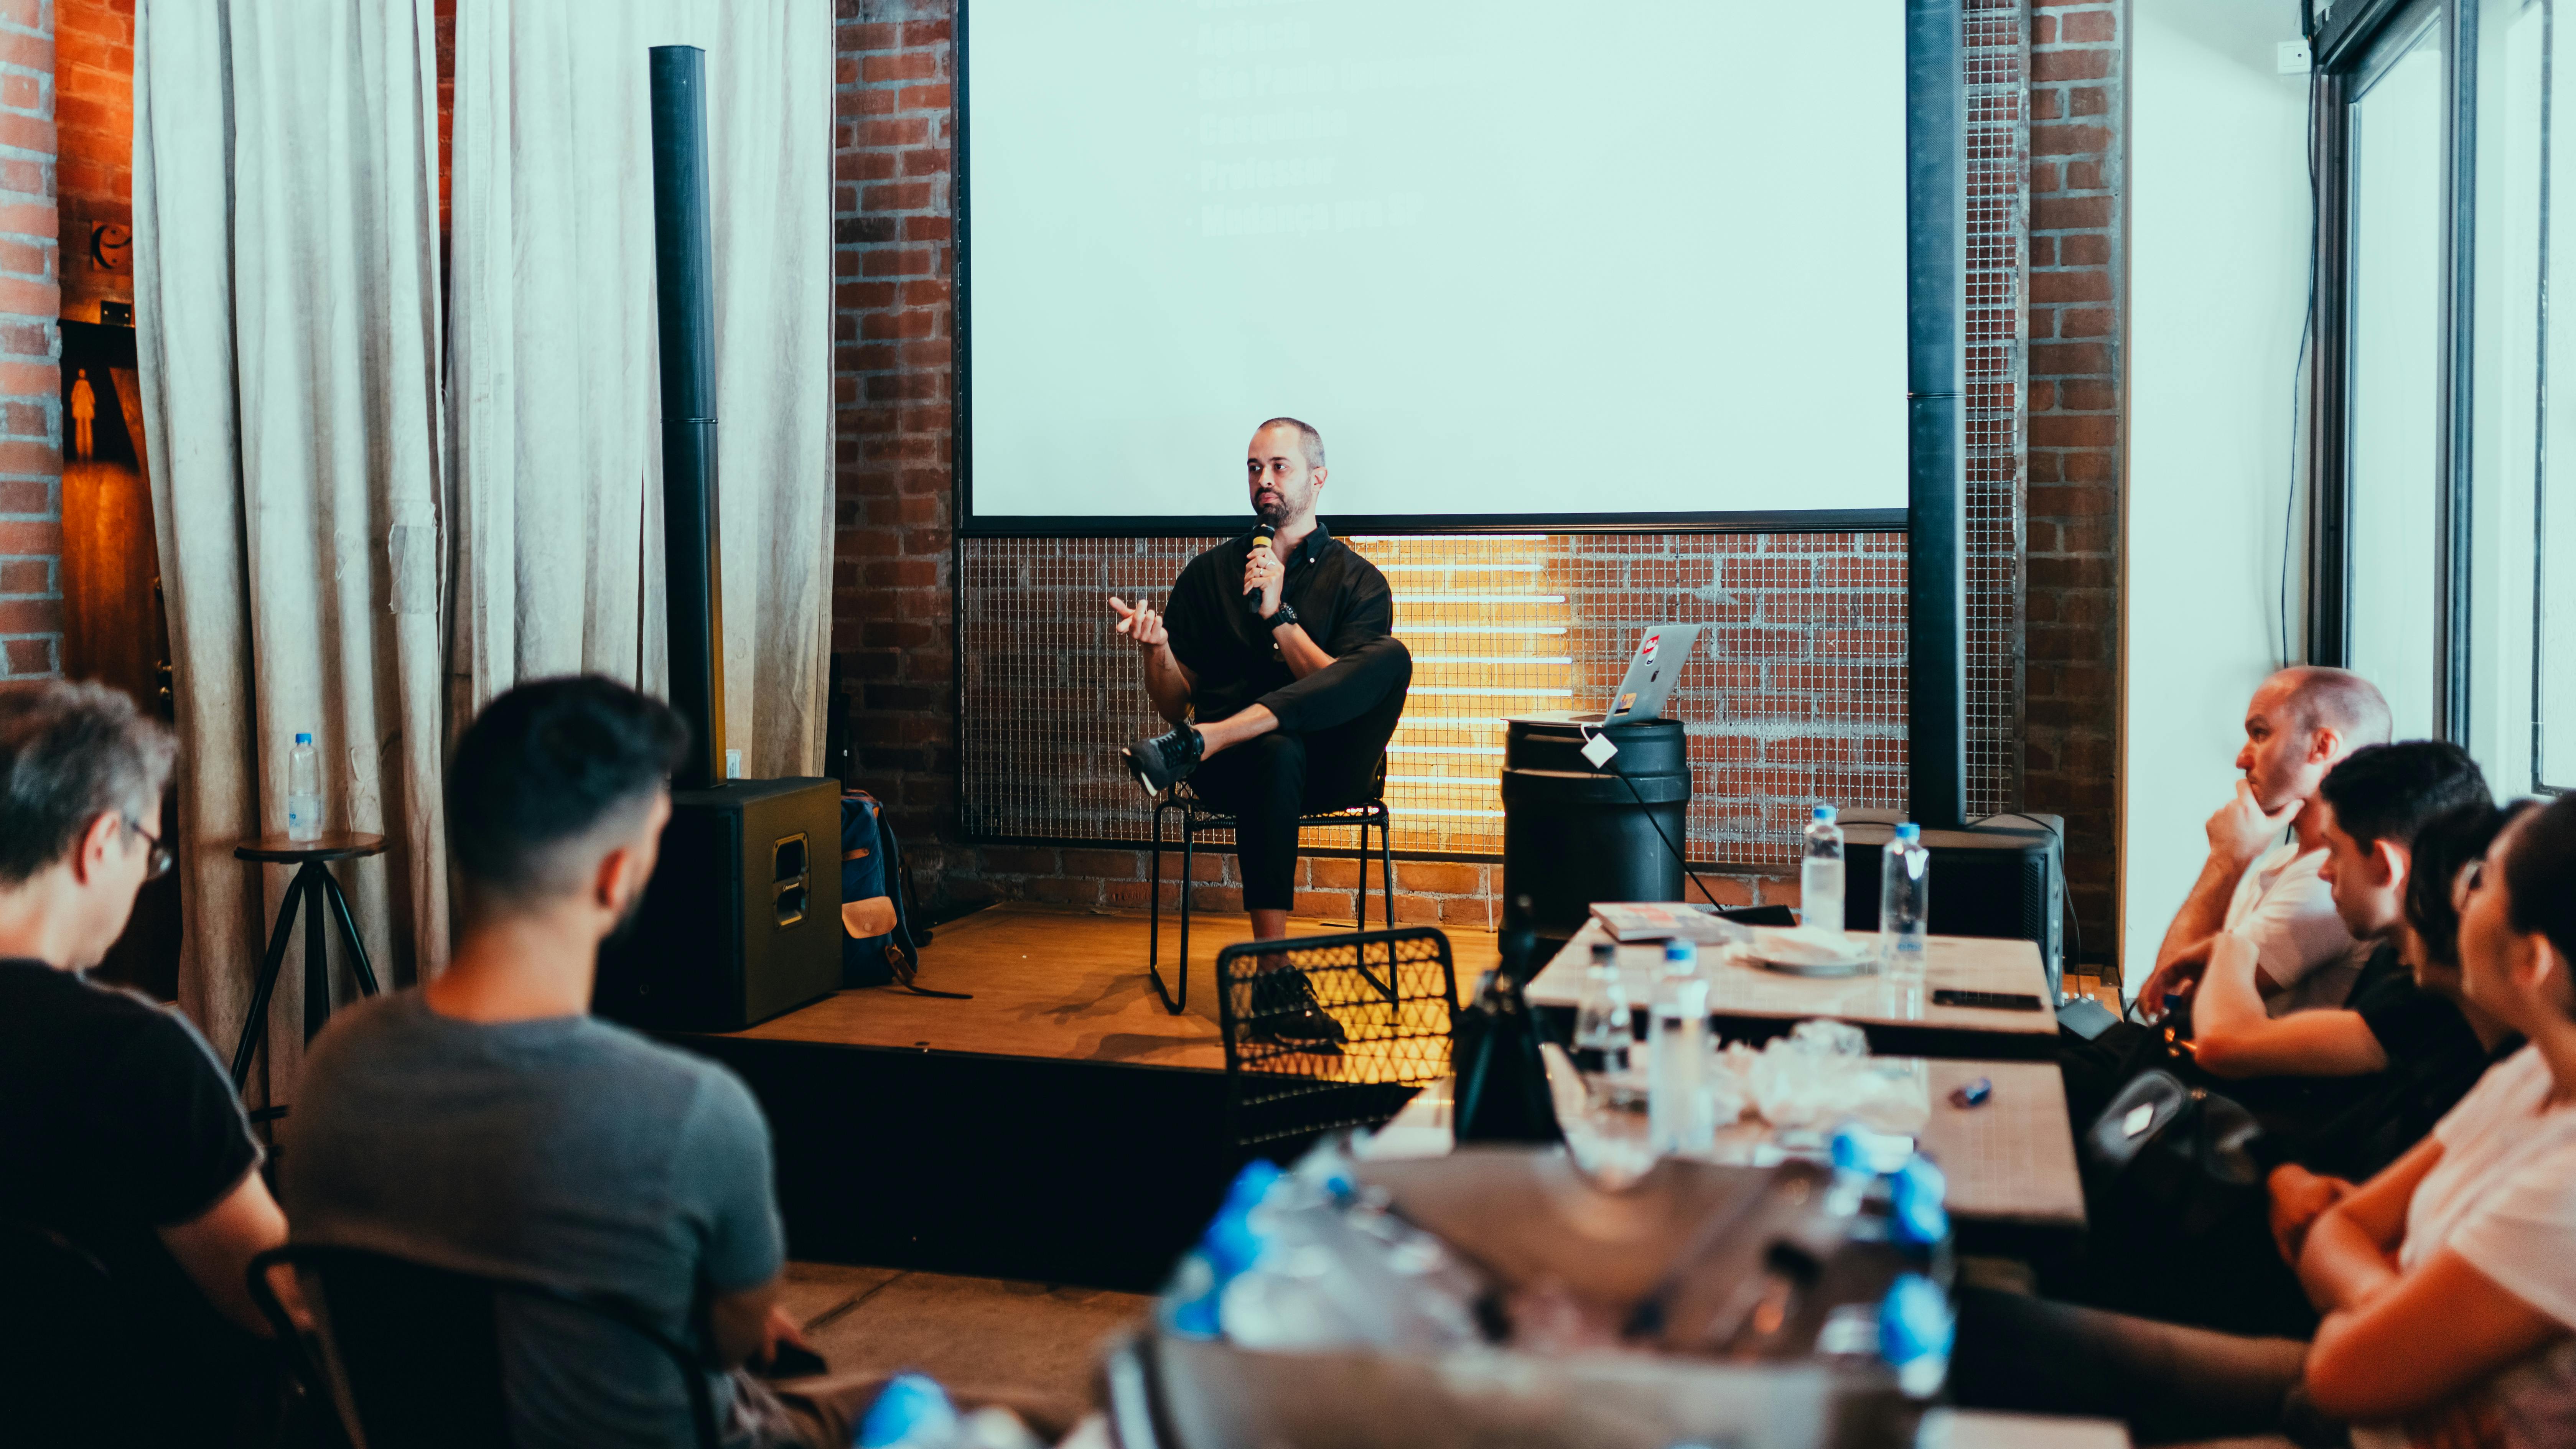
[2278,40,2312,75]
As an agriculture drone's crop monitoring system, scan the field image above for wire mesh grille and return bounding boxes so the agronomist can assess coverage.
[1217,928,1459,1146]
[1964,0,2030,817]
[960,533,1909,866]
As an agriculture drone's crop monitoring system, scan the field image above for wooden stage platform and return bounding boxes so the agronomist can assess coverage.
[669,903,1501,1291]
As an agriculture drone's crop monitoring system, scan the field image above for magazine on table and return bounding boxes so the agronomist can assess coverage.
[1588,902,1751,945]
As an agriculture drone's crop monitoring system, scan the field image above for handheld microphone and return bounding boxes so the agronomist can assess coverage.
[1245,523,1274,617]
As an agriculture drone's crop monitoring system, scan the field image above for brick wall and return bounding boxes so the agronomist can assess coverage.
[2025,0,2121,960]
[0,0,55,680]
[52,0,117,324]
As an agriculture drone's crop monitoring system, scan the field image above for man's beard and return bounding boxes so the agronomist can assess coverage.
[1254,491,1287,524]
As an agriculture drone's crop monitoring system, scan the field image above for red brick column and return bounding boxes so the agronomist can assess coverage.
[0,0,56,680]
[2025,0,2121,961]
[832,0,956,849]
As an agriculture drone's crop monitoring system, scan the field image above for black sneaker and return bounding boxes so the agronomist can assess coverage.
[1246,963,1346,1052]
[1122,726,1204,796]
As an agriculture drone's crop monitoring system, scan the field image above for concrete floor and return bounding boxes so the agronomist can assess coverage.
[778,1263,1152,1421]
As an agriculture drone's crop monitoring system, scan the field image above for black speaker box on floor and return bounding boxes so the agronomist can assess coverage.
[1838,808,2065,996]
[593,777,845,1032]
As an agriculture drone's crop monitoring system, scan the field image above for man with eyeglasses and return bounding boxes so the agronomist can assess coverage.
[0,680,288,1445]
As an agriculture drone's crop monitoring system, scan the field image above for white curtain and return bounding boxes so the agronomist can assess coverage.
[133,0,449,1092]
[449,0,834,775]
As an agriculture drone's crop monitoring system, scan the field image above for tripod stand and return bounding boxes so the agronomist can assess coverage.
[227,833,385,1102]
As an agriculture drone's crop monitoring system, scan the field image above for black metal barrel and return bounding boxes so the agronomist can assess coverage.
[1500,713,1692,948]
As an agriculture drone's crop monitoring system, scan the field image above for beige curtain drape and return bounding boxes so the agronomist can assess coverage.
[448,0,834,775]
[133,0,448,1093]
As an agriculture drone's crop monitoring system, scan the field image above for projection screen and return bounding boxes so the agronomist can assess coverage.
[958,1,1912,533]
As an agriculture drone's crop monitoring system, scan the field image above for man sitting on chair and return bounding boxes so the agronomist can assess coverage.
[1110,417,1413,1037]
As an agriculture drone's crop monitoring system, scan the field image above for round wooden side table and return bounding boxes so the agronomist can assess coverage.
[226,832,387,1097]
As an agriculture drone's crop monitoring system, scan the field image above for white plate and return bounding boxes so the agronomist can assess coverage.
[1746,925,1878,976]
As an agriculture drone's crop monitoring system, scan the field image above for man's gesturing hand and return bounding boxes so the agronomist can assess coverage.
[1243,547,1284,619]
[2208,779,2301,871]
[1108,595,1169,652]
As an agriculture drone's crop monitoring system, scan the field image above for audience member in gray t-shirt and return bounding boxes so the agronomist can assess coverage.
[287,991,781,1449]
[277,678,888,1449]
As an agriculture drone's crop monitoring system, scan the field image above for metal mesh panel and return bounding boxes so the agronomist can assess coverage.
[960,533,1907,866]
[1217,927,1459,1147]
[1964,0,2030,817]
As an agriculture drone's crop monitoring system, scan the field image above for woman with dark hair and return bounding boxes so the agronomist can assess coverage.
[1955,794,2576,1445]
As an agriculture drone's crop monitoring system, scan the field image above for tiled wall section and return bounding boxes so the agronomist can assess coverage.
[0,0,57,680]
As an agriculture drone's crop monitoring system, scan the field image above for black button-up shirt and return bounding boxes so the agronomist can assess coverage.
[1163,521,1393,723]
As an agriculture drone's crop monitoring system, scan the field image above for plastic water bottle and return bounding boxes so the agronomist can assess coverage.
[1880,822,1929,980]
[1648,939,1712,1154]
[286,732,323,842]
[1572,940,1633,1077]
[1802,804,1846,932]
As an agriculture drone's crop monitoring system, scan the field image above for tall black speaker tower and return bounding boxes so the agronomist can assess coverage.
[595,46,844,1033]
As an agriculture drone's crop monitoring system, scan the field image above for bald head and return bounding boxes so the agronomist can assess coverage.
[2236,666,2392,815]
[2270,667,2392,749]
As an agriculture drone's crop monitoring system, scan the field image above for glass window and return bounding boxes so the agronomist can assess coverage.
[2345,20,2449,742]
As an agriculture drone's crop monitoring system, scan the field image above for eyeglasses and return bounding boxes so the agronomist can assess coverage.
[127,821,173,881]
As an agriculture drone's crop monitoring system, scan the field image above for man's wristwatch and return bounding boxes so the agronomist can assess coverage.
[1267,602,1301,631]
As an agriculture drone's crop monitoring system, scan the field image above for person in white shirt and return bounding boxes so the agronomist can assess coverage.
[1954,792,2576,1446]
[2135,667,2392,1018]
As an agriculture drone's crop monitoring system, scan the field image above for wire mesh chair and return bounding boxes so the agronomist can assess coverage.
[248,1243,722,1449]
[1215,926,1459,1152]
[1146,754,1396,1015]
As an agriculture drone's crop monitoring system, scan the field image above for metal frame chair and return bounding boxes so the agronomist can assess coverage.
[248,1242,722,1449]
[1146,754,1395,1014]
[1214,925,1459,1151]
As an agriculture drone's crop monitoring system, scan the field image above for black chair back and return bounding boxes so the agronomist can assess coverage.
[249,1243,722,1449]
[1,1220,130,1445]
[1214,925,1459,1152]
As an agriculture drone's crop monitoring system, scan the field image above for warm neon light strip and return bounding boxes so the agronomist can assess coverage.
[1412,688,1573,697]
[1400,594,1567,604]
[1388,746,1507,755]
[1399,625,1567,635]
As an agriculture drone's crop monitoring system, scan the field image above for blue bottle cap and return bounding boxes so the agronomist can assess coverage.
[1813,804,1836,822]
[1878,1273,1955,1394]
[295,733,312,744]
[1890,1156,1951,1246]
[857,1373,957,1449]
[1894,822,1920,841]
[1662,937,1696,963]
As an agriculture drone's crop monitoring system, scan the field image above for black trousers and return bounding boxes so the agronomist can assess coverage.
[1950,1288,2334,1446]
[1189,636,1412,912]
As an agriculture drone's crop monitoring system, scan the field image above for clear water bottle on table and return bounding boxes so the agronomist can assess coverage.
[1802,804,1845,932]
[1879,822,1929,981]
[1647,938,1713,1154]
[1571,939,1633,1079]
[286,731,323,843]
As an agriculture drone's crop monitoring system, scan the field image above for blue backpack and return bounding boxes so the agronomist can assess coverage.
[840,789,965,997]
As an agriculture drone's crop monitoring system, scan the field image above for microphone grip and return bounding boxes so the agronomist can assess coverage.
[1244,528,1274,616]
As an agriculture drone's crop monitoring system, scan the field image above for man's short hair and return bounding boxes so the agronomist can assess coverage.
[2316,741,2490,853]
[2273,666,2392,748]
[2408,801,2533,970]
[1253,416,1325,473]
[2505,792,2576,968]
[445,676,688,904]
[0,681,176,885]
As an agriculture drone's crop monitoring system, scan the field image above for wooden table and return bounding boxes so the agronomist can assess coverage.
[1362,1057,2086,1238]
[1527,920,2062,1059]
[1919,1410,2131,1449]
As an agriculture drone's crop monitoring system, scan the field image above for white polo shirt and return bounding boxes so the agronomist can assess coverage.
[2220,839,2362,1015]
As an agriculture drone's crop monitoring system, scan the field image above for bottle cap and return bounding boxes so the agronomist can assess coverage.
[1894,822,1920,841]
[1878,1273,1956,1397]
[1813,804,1836,822]
[1661,937,1696,963]
[295,733,312,744]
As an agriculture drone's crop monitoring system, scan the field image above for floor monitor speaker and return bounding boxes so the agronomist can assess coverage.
[595,777,844,1032]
